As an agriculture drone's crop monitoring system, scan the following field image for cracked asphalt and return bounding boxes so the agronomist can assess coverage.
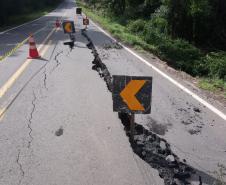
[0,0,226,185]
[84,20,226,183]
[0,1,164,185]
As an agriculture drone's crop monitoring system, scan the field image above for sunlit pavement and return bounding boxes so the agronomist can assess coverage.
[0,0,225,184]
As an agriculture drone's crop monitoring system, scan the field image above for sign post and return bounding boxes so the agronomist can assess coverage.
[83,17,89,30]
[112,75,152,141]
[62,21,75,34]
[62,21,76,50]
[130,113,135,142]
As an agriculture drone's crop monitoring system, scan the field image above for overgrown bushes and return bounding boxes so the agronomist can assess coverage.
[127,19,146,35]
[127,14,201,77]
[125,17,226,81]
[204,52,226,80]
[79,0,226,94]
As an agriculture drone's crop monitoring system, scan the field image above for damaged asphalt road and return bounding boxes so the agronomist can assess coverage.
[82,29,217,185]
[81,21,226,184]
[0,7,164,184]
[0,0,225,184]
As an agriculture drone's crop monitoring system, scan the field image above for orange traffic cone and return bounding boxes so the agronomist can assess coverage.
[55,18,60,28]
[28,34,40,59]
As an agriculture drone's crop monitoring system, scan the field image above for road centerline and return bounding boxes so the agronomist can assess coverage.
[0,39,53,120]
[0,28,56,99]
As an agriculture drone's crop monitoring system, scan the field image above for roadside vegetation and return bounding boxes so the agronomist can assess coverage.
[0,0,62,31]
[213,164,226,185]
[77,0,226,98]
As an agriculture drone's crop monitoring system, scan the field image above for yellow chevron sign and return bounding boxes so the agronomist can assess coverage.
[113,75,152,114]
[120,80,146,111]
[65,23,72,32]
[63,21,75,33]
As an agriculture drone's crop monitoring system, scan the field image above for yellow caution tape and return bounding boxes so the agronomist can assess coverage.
[0,25,49,62]
[0,37,29,62]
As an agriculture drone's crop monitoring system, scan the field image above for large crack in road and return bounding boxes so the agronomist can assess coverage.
[80,29,219,185]
[8,29,218,185]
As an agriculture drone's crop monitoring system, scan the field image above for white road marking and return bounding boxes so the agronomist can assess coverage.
[0,17,44,35]
[89,19,226,121]
[0,108,6,121]
[0,2,64,35]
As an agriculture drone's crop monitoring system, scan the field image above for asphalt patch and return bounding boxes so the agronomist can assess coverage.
[55,127,64,136]
[147,117,170,136]
[178,105,204,135]
[103,42,123,50]
[188,129,201,135]
[181,120,193,125]
[193,107,201,113]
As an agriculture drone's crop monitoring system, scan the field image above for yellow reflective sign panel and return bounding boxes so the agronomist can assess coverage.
[113,75,152,114]
[63,21,75,34]
[83,18,89,26]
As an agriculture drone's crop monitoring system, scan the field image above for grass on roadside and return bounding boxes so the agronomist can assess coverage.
[77,1,158,54]
[77,1,226,98]
[212,164,226,185]
[199,79,226,98]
